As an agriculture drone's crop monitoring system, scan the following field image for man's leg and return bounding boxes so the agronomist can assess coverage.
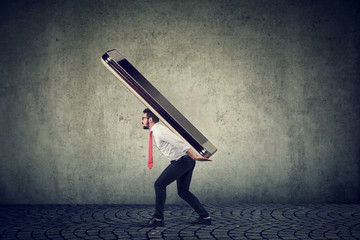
[153,164,178,220]
[153,159,193,220]
[176,156,209,219]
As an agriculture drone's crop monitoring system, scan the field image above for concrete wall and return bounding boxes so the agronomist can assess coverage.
[0,0,359,204]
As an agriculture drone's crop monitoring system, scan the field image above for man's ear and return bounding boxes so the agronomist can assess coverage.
[148,117,153,123]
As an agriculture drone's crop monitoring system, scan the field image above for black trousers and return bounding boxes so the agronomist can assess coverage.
[153,155,209,219]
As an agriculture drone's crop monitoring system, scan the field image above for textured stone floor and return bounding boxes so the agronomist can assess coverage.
[1,204,359,239]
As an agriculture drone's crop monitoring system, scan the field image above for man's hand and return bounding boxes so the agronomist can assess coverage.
[187,148,213,162]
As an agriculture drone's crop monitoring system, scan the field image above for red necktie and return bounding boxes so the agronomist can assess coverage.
[148,131,153,169]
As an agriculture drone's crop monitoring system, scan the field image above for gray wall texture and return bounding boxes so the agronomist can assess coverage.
[0,0,359,204]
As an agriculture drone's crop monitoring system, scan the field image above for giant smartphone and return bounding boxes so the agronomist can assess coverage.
[101,49,217,158]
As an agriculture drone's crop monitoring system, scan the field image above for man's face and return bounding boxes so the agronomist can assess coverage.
[142,113,149,129]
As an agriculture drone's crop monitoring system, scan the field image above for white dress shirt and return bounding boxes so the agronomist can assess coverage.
[150,123,191,161]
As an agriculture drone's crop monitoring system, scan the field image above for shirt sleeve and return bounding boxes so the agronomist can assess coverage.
[158,127,191,154]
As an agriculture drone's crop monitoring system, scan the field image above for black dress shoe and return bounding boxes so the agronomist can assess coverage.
[190,217,212,225]
[141,217,165,227]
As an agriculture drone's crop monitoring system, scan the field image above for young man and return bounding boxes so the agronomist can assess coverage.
[141,108,212,227]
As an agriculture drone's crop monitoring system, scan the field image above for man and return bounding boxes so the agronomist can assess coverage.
[141,108,212,227]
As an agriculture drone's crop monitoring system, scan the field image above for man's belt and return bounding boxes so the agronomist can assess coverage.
[101,49,217,158]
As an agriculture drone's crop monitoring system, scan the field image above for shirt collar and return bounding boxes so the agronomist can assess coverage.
[150,122,160,132]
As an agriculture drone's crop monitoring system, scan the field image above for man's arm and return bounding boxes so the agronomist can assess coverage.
[187,148,213,161]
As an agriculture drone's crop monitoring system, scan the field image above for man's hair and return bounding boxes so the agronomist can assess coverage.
[143,108,159,123]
